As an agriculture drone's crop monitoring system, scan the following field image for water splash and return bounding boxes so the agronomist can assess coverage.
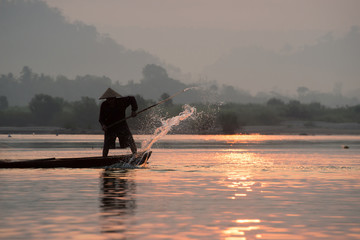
[141,104,196,151]
[183,86,199,92]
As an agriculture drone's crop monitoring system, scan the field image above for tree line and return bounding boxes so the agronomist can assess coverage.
[0,92,359,134]
[216,99,360,134]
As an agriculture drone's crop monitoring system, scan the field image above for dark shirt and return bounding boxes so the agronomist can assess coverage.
[99,96,138,129]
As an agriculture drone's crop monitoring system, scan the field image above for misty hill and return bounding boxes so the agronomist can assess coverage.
[203,27,360,97]
[123,64,187,100]
[0,0,166,82]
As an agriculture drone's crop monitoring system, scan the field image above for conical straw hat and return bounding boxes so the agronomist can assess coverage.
[99,88,122,99]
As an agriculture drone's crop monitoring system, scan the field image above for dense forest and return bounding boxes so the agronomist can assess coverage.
[1,86,359,134]
[1,65,360,134]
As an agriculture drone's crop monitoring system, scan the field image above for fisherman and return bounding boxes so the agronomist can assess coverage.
[99,88,138,157]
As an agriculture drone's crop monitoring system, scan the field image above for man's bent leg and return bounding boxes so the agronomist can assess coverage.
[103,131,116,157]
[102,147,109,157]
[118,128,137,155]
[129,138,137,154]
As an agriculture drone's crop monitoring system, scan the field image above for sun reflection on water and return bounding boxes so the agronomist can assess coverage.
[236,219,261,224]
[220,169,266,240]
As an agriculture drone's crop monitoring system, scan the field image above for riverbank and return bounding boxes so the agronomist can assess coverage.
[1,121,360,135]
[0,126,102,135]
[242,121,360,135]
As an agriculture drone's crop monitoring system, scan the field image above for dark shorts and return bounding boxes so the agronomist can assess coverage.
[104,126,135,149]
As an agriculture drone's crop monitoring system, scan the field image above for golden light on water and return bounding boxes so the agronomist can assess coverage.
[223,225,261,240]
[205,134,287,144]
[236,219,261,224]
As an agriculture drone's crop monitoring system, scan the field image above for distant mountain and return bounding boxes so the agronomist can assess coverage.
[203,26,360,96]
[0,0,164,82]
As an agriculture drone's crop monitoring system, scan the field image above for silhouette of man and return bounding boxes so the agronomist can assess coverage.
[99,88,138,157]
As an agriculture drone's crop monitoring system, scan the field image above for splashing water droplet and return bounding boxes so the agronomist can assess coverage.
[141,104,196,151]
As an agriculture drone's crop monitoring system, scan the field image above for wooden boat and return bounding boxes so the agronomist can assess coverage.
[0,151,152,169]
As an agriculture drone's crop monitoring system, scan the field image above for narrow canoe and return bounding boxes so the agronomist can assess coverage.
[0,151,152,169]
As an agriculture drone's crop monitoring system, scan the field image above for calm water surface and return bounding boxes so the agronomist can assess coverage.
[1,134,360,239]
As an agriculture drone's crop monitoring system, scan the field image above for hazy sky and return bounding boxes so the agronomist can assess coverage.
[45,0,360,82]
[44,0,360,31]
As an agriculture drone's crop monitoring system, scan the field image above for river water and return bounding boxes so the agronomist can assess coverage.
[0,134,360,240]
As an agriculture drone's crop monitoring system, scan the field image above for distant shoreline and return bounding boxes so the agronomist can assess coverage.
[1,121,360,135]
[0,126,103,135]
[241,125,360,135]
